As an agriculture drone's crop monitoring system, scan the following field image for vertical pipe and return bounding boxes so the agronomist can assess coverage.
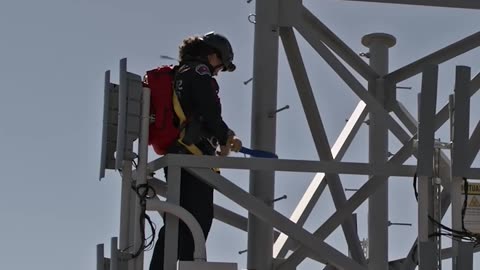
[362,33,396,270]
[100,71,111,180]
[97,244,105,270]
[449,94,462,270]
[434,147,443,269]
[132,88,151,270]
[164,166,182,270]
[118,58,133,264]
[416,65,439,270]
[116,58,128,169]
[111,237,119,270]
[348,214,359,258]
[451,66,472,270]
[147,198,207,261]
[457,242,474,269]
[248,1,279,270]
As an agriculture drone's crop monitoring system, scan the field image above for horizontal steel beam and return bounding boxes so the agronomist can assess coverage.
[389,244,480,268]
[147,178,248,231]
[466,168,480,179]
[277,138,416,270]
[147,154,416,176]
[345,0,480,9]
[300,6,378,81]
[385,31,480,83]
[188,168,367,270]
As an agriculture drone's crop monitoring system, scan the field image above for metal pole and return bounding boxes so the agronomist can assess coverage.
[111,237,119,270]
[248,0,279,269]
[116,58,128,169]
[362,33,396,270]
[164,166,182,270]
[451,66,472,270]
[100,71,111,180]
[349,213,359,258]
[147,198,207,261]
[416,65,439,270]
[97,244,105,270]
[433,146,443,269]
[118,59,134,268]
[132,87,151,270]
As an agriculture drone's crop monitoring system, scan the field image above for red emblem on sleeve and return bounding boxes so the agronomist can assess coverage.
[195,64,211,76]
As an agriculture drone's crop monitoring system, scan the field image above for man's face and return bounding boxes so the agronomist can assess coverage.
[208,54,224,76]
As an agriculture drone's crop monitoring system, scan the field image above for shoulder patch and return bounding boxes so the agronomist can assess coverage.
[195,64,211,76]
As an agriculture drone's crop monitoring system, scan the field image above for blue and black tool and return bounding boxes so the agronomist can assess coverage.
[239,147,278,159]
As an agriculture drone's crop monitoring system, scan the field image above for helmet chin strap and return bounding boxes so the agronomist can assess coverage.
[183,55,218,73]
[211,64,224,72]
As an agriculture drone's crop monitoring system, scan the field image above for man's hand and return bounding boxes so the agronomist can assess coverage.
[217,135,242,156]
[217,144,230,156]
[230,137,242,152]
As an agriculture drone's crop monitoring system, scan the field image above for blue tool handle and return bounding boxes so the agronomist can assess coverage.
[239,147,278,159]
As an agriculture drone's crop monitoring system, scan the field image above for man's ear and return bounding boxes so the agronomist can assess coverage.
[206,54,215,62]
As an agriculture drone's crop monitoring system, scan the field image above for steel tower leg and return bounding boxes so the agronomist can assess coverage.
[248,0,280,270]
[362,33,396,270]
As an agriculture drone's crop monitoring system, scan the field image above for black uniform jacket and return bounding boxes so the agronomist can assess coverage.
[172,60,231,155]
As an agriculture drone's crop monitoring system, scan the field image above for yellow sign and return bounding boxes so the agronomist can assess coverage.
[469,196,480,207]
[462,183,480,195]
[464,182,480,233]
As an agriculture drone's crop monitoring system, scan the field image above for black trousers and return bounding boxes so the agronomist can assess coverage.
[149,168,214,270]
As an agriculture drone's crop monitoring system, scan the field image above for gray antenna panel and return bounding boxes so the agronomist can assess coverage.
[115,58,143,170]
[99,70,120,180]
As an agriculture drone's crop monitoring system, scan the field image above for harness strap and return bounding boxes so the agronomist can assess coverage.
[172,82,220,173]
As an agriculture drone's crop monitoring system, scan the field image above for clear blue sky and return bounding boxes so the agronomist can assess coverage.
[0,0,479,269]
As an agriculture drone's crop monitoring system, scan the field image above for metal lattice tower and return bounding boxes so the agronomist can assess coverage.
[97,1,480,270]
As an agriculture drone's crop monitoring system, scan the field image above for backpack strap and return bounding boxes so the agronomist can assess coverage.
[173,91,203,156]
[171,68,204,156]
[171,69,221,171]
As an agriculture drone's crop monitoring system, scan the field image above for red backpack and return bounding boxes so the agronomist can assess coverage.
[144,66,181,155]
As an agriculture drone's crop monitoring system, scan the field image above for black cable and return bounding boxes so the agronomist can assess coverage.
[413,173,419,202]
[462,177,469,232]
[129,183,157,259]
[411,243,418,264]
[412,173,479,246]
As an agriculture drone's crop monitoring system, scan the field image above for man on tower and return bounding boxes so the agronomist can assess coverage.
[149,32,242,270]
